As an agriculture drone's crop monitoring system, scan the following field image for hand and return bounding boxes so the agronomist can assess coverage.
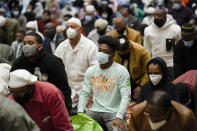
[133,86,141,99]
[111,118,126,131]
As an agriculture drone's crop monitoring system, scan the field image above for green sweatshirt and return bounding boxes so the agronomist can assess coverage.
[78,62,131,119]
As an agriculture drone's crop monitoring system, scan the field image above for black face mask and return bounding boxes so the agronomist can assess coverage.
[97,29,106,36]
[117,28,125,35]
[14,93,32,104]
[154,19,166,28]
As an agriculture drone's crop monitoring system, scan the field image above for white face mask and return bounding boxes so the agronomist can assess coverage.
[148,118,166,130]
[66,28,77,39]
[96,52,110,65]
[149,74,162,86]
[183,40,193,47]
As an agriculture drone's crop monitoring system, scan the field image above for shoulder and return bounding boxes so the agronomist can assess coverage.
[85,64,98,73]
[43,53,64,65]
[81,36,98,49]
[113,62,129,74]
[131,101,147,117]
[55,39,69,52]
[127,27,140,34]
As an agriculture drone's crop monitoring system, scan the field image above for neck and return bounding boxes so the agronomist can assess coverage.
[100,61,113,70]
[27,53,39,63]
[69,34,81,49]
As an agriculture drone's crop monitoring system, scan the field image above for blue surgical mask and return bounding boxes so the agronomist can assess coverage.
[13,11,19,16]
[96,52,110,65]
[85,15,92,22]
[183,40,193,47]
[62,21,67,26]
[172,3,181,10]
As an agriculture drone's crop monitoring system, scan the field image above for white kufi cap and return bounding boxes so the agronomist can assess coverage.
[67,17,81,27]
[95,18,108,30]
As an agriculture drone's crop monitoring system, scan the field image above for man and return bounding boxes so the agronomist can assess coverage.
[11,29,25,58]
[109,16,142,45]
[10,32,72,114]
[38,10,59,34]
[129,91,197,131]
[82,5,97,36]
[0,15,19,45]
[26,20,44,39]
[8,69,73,131]
[137,57,180,103]
[88,18,113,46]
[78,35,131,131]
[120,6,141,30]
[113,35,151,99]
[55,17,97,113]
[173,23,197,79]
[43,22,62,54]
[0,95,40,131]
[169,0,195,26]
[144,9,181,80]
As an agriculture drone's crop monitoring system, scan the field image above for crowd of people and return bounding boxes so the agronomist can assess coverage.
[0,0,197,131]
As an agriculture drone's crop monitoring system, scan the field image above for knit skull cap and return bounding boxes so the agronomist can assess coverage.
[67,17,81,27]
[8,69,37,89]
[181,23,194,35]
[95,18,108,30]
[0,16,6,27]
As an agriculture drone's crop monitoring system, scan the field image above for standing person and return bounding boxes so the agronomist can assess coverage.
[129,91,197,131]
[137,57,181,103]
[169,0,195,26]
[109,16,142,45]
[144,9,181,80]
[10,32,72,115]
[11,29,25,58]
[78,35,131,131]
[0,16,19,45]
[8,69,73,131]
[173,23,197,78]
[55,17,97,114]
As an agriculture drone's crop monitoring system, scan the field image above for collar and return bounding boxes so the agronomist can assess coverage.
[64,34,85,50]
[31,82,43,103]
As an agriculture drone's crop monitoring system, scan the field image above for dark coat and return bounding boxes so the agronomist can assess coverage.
[173,39,197,79]
[137,57,181,103]
[11,50,72,114]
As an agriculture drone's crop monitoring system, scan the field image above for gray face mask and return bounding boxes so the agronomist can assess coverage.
[183,40,193,47]
[22,44,39,57]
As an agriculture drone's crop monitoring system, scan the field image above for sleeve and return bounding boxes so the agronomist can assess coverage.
[88,44,98,67]
[135,33,142,45]
[77,67,93,113]
[144,28,152,55]
[49,90,73,131]
[116,68,131,119]
[128,114,138,131]
[175,26,181,43]
[50,58,72,115]
[54,43,63,58]
[136,84,147,104]
[139,48,151,86]
[173,42,183,79]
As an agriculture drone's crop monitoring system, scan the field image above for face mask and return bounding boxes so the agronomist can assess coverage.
[183,40,193,47]
[66,28,77,39]
[149,74,162,86]
[14,92,32,104]
[22,44,39,57]
[117,28,125,35]
[26,8,32,12]
[62,21,67,26]
[154,19,165,28]
[148,118,166,130]
[26,30,32,34]
[96,52,110,65]
[172,3,181,10]
[13,11,19,16]
[85,15,92,22]
[97,29,106,36]
[42,16,50,22]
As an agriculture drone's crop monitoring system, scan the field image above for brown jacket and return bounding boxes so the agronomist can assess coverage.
[128,101,197,131]
[113,41,151,86]
[109,26,142,45]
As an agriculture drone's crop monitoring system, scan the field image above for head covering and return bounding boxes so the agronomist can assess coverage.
[67,17,81,27]
[95,18,108,30]
[181,23,194,35]
[8,69,37,89]
[146,7,155,14]
[0,16,6,27]
[0,63,11,96]
[117,35,130,51]
[85,5,95,13]
[26,20,39,32]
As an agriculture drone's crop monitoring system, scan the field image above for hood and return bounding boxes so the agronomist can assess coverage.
[147,57,168,86]
[151,14,177,30]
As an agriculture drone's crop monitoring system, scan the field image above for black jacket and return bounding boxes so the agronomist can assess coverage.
[137,57,181,103]
[11,50,72,114]
[173,39,197,79]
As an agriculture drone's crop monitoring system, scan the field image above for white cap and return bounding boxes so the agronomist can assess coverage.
[0,16,6,27]
[8,69,37,89]
[56,25,66,31]
[67,17,81,27]
[95,18,108,30]
[0,63,11,96]
[26,20,39,31]
[85,5,95,13]
[146,7,155,14]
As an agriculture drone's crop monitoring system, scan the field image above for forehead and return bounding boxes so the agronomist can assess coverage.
[99,43,112,51]
[67,22,80,28]
[154,10,165,16]
[24,36,37,42]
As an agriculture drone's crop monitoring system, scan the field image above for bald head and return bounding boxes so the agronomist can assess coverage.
[113,16,127,34]
[44,22,56,39]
